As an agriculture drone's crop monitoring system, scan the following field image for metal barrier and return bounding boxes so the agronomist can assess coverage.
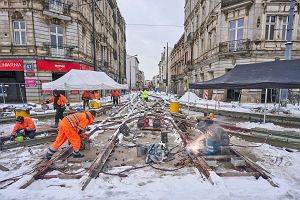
[0,83,26,104]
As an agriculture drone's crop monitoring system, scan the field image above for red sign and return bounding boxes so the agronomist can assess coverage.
[80,64,94,71]
[70,90,79,94]
[42,90,51,95]
[37,60,93,72]
[0,60,24,71]
[25,79,37,88]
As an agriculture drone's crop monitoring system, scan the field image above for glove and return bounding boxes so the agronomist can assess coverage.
[81,133,90,141]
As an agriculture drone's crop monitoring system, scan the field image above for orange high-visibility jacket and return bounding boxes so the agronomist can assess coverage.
[63,112,95,133]
[111,90,120,98]
[91,91,100,99]
[11,117,36,135]
[82,91,91,99]
[48,94,68,107]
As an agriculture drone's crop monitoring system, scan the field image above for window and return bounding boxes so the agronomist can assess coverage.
[229,18,244,51]
[50,25,64,56]
[13,21,26,45]
[201,38,204,53]
[282,16,289,41]
[265,16,276,40]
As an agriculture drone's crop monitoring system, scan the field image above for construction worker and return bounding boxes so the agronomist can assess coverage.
[91,90,100,100]
[46,110,97,159]
[10,116,36,140]
[141,89,149,102]
[82,90,91,110]
[44,89,69,128]
[111,90,120,105]
[197,112,215,131]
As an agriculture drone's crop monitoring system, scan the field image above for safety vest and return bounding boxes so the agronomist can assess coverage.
[111,90,120,97]
[12,117,36,135]
[141,90,148,98]
[82,91,91,99]
[64,112,94,132]
[48,94,68,107]
[92,91,100,99]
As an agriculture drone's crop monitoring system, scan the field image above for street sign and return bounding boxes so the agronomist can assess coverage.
[26,72,35,77]
[25,79,37,88]
[25,63,33,71]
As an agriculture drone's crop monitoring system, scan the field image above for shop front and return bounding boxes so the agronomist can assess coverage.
[36,59,94,102]
[0,60,26,103]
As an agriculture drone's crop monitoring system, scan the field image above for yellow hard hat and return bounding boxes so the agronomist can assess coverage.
[208,112,214,120]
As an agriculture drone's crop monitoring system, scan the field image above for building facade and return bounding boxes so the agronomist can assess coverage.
[136,70,145,90]
[174,0,300,102]
[126,54,139,90]
[170,34,185,95]
[158,46,172,92]
[152,75,160,89]
[0,0,126,103]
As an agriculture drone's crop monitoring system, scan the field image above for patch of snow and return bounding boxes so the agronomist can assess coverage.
[237,122,300,133]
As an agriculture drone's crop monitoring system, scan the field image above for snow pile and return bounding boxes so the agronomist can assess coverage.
[179,92,201,104]
[237,122,300,133]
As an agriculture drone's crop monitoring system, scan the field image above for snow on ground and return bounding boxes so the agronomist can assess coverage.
[153,91,300,117]
[237,121,300,133]
[0,139,300,199]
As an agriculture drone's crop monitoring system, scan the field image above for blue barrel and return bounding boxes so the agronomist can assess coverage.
[206,139,218,155]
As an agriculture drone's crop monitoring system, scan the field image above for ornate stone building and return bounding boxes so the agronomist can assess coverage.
[170,34,185,95]
[0,0,126,102]
[158,46,172,92]
[179,0,300,102]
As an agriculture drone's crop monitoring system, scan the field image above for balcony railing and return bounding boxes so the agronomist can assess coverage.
[219,39,251,53]
[43,0,72,15]
[221,0,250,8]
[43,43,76,57]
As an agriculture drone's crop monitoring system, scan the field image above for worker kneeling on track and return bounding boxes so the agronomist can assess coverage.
[11,116,36,141]
[46,110,97,159]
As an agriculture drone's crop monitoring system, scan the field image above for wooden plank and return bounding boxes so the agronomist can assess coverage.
[19,147,72,189]
[231,148,279,187]
[81,129,119,190]
[192,157,214,185]
[204,155,239,161]
[217,172,260,177]
[0,164,9,171]
[40,174,82,180]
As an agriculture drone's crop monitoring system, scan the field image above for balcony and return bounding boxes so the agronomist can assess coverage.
[184,61,194,73]
[43,0,72,20]
[219,39,252,53]
[43,43,76,57]
[221,0,253,10]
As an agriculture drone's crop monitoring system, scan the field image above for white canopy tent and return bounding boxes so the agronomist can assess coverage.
[42,69,128,90]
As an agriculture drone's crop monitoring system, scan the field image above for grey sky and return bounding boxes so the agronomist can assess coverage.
[117,0,184,80]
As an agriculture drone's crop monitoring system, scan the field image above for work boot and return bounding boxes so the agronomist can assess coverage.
[45,147,56,160]
[72,151,84,158]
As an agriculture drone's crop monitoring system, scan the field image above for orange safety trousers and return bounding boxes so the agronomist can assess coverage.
[51,121,81,151]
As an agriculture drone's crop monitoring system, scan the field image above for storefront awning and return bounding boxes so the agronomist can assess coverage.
[42,69,128,90]
[189,59,300,89]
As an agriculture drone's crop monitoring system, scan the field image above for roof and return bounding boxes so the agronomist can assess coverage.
[189,59,300,89]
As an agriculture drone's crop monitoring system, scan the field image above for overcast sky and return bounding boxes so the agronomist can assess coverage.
[117,0,185,80]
